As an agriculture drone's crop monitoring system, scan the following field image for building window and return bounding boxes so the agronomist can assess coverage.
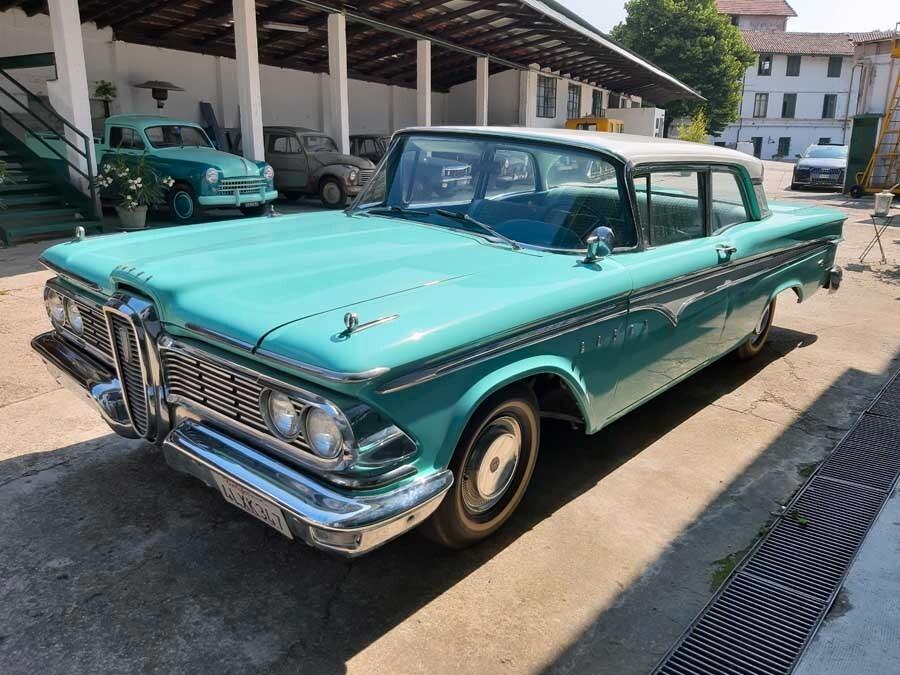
[818,137,832,144]
[592,89,603,116]
[751,136,763,158]
[822,94,838,119]
[753,93,769,118]
[608,92,621,109]
[827,56,843,78]
[731,15,739,26]
[777,137,791,157]
[781,93,797,119]
[536,75,556,118]
[566,83,581,119]
[786,55,801,76]
[758,54,773,76]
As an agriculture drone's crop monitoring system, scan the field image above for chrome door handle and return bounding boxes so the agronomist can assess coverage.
[716,244,737,256]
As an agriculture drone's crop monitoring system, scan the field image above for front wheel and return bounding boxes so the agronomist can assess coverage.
[168,184,202,223]
[737,297,777,360]
[319,177,346,209]
[421,386,540,548]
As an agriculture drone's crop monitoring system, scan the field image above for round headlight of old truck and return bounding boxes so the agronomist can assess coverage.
[304,407,343,459]
[263,164,275,180]
[204,168,220,185]
[64,298,84,335]
[348,169,358,185]
[44,289,65,327]
[261,390,301,440]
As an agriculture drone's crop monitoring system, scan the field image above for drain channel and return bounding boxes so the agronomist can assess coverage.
[655,369,900,675]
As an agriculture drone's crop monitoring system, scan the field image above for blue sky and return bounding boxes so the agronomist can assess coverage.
[557,0,898,34]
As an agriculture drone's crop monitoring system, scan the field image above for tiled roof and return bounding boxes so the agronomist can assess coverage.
[716,0,797,17]
[848,30,897,44]
[741,30,856,56]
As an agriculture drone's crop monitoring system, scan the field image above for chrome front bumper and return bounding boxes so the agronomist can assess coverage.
[31,330,452,556]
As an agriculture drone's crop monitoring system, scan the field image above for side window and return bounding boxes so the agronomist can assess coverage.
[637,169,705,246]
[486,149,536,198]
[270,135,290,153]
[711,170,749,232]
[109,126,124,148]
[289,136,302,153]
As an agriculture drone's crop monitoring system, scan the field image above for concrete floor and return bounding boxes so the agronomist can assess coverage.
[1,180,899,675]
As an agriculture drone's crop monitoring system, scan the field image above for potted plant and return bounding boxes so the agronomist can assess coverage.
[95,153,173,230]
[94,80,117,118]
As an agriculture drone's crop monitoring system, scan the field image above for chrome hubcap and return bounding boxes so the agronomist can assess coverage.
[462,416,521,514]
[322,182,341,204]
[174,192,193,219]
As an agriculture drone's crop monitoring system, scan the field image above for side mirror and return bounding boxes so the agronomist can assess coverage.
[584,226,615,263]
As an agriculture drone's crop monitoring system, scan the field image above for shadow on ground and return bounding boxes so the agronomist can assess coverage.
[0,329,896,674]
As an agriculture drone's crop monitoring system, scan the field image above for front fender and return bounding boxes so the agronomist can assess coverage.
[310,165,353,192]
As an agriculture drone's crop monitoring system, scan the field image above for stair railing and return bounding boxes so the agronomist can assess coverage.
[0,67,99,218]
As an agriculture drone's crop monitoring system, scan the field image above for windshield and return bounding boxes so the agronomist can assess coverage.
[804,145,847,159]
[350,133,635,252]
[144,125,212,149]
[303,135,339,152]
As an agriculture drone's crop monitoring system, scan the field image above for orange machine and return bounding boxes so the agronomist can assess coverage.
[565,116,624,133]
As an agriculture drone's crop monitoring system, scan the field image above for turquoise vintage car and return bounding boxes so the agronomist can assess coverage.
[96,115,277,222]
[32,128,844,555]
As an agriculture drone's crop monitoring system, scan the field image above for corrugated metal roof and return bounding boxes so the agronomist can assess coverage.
[716,0,797,17]
[741,30,856,56]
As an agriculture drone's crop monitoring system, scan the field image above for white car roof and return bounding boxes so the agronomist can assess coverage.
[400,126,764,180]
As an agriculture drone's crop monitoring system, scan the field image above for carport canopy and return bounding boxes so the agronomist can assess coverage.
[4,0,702,102]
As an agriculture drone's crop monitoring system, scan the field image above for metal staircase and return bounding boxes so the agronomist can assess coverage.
[851,24,900,197]
[0,55,101,246]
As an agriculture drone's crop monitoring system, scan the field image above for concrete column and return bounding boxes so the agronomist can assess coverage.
[327,13,350,154]
[416,39,432,126]
[111,41,133,115]
[47,0,96,194]
[475,56,489,126]
[518,66,538,127]
[580,84,593,117]
[233,0,264,161]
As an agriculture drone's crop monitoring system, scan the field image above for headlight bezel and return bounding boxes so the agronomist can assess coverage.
[44,288,66,327]
[263,164,275,181]
[347,168,359,185]
[204,167,221,185]
[260,389,303,441]
[64,298,84,335]
[303,406,344,459]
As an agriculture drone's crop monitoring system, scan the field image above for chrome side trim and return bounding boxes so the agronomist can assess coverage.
[378,298,629,394]
[184,322,257,352]
[163,420,453,556]
[39,257,102,292]
[255,348,390,383]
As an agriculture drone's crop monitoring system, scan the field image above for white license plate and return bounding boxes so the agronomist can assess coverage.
[244,201,261,207]
[213,474,293,538]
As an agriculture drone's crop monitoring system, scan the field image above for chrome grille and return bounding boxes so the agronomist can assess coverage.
[107,314,150,436]
[217,177,267,194]
[358,169,375,185]
[73,298,112,360]
[161,347,310,451]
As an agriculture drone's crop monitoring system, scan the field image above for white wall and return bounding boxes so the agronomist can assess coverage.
[854,40,896,116]
[445,69,521,126]
[712,52,855,159]
[0,8,447,138]
[734,15,789,31]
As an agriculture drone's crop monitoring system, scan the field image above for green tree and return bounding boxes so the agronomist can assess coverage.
[676,108,709,143]
[610,0,753,136]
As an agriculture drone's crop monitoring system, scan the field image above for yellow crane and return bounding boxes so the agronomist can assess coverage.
[851,24,900,197]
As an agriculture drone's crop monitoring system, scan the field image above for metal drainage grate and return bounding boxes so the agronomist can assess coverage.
[655,369,900,675]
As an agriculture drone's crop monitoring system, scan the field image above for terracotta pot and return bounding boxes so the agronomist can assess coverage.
[116,205,149,230]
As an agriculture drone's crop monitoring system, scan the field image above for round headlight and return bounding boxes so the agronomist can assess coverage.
[348,169,358,184]
[261,390,301,440]
[65,299,84,335]
[45,289,65,326]
[263,164,275,180]
[205,168,220,184]
[304,407,343,459]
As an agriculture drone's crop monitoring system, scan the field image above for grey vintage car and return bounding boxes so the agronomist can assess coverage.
[233,126,375,208]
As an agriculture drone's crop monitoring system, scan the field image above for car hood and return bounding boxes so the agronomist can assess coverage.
[153,147,264,177]
[42,213,631,384]
[796,157,846,170]
[312,151,375,169]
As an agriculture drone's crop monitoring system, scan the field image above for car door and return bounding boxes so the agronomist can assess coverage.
[266,132,303,191]
[608,165,733,418]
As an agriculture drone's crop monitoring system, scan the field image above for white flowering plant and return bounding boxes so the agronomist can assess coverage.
[95,153,174,211]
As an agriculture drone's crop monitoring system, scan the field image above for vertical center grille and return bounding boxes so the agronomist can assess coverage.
[107,313,150,436]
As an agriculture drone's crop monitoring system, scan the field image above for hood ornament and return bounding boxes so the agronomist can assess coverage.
[344,312,359,333]
[73,225,85,242]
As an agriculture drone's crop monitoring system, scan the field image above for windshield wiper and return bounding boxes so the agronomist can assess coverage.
[435,209,522,250]
[361,206,431,217]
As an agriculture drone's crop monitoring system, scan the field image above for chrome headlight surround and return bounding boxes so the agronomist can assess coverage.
[260,389,302,441]
[263,164,275,181]
[303,406,344,459]
[44,287,66,327]
[204,167,221,185]
[347,168,359,185]
[64,298,84,335]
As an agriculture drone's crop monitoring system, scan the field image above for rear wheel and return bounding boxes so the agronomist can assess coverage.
[168,184,202,223]
[319,177,346,209]
[422,386,540,548]
[737,297,777,360]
